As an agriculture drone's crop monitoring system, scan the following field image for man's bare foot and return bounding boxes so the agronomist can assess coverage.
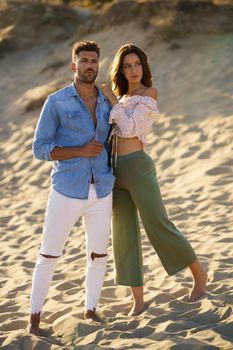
[128,302,147,317]
[27,312,41,336]
[189,269,208,302]
[84,308,97,320]
[84,308,104,323]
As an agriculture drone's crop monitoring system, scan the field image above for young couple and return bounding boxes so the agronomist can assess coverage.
[28,40,207,335]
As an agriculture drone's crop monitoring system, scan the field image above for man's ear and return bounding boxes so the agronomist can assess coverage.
[71,62,76,73]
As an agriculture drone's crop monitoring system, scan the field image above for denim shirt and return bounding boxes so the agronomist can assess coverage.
[32,83,115,199]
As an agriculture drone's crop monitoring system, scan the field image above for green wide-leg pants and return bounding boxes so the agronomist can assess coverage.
[112,150,196,286]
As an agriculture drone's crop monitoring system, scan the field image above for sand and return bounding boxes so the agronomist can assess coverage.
[0,4,233,350]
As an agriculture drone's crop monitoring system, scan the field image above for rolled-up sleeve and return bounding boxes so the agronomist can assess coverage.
[32,96,59,161]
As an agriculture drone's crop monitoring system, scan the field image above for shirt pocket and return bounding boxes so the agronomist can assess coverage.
[61,111,83,130]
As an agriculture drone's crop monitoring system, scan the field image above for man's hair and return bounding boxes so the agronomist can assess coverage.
[72,41,100,62]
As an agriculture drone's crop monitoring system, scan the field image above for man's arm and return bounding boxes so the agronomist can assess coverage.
[51,140,103,160]
[32,96,60,161]
[33,96,104,161]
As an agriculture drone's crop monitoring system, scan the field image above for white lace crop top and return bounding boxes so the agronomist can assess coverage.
[109,94,159,143]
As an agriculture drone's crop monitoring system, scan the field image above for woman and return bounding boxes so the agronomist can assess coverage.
[100,44,207,316]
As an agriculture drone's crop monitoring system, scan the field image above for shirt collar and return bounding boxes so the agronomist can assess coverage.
[69,82,108,104]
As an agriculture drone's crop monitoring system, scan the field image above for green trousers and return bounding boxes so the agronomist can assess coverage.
[112,150,196,286]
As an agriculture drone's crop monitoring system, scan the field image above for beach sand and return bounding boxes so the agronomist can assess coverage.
[0,2,233,349]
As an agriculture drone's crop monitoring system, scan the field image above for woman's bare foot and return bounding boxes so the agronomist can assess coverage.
[128,286,147,316]
[188,259,208,302]
[128,302,147,316]
[189,269,208,302]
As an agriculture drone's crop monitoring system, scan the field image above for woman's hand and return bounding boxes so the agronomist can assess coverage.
[98,83,118,106]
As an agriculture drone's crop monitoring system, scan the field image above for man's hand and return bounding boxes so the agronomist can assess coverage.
[80,139,104,157]
[51,139,103,160]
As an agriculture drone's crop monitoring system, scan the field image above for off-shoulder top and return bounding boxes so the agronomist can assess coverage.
[109,94,159,143]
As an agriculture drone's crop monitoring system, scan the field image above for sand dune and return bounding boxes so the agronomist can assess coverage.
[0,2,233,349]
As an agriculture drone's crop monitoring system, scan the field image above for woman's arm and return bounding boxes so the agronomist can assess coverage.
[98,83,118,107]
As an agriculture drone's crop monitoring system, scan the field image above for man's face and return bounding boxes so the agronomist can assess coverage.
[72,50,99,84]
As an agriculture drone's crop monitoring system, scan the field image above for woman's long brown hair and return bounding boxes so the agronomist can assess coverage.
[110,44,152,97]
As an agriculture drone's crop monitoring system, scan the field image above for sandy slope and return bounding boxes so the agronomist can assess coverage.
[0,12,233,350]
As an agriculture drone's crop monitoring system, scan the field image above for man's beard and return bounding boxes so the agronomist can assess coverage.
[78,69,98,84]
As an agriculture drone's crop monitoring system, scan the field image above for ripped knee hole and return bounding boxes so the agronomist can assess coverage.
[40,253,59,258]
[91,252,107,261]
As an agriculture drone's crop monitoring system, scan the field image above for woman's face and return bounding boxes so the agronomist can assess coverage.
[122,53,143,84]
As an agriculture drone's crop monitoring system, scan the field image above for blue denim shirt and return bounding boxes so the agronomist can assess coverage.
[32,83,115,199]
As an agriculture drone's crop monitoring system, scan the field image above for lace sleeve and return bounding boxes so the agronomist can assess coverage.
[109,95,158,139]
[109,103,136,136]
[131,96,158,136]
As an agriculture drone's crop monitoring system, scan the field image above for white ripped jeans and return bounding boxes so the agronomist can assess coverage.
[30,185,112,314]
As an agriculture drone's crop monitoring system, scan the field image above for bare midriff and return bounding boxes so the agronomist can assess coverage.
[114,136,143,156]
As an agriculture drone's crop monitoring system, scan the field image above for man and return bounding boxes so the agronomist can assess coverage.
[27,41,115,336]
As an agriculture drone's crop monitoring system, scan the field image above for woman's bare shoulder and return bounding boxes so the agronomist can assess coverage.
[141,87,158,100]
